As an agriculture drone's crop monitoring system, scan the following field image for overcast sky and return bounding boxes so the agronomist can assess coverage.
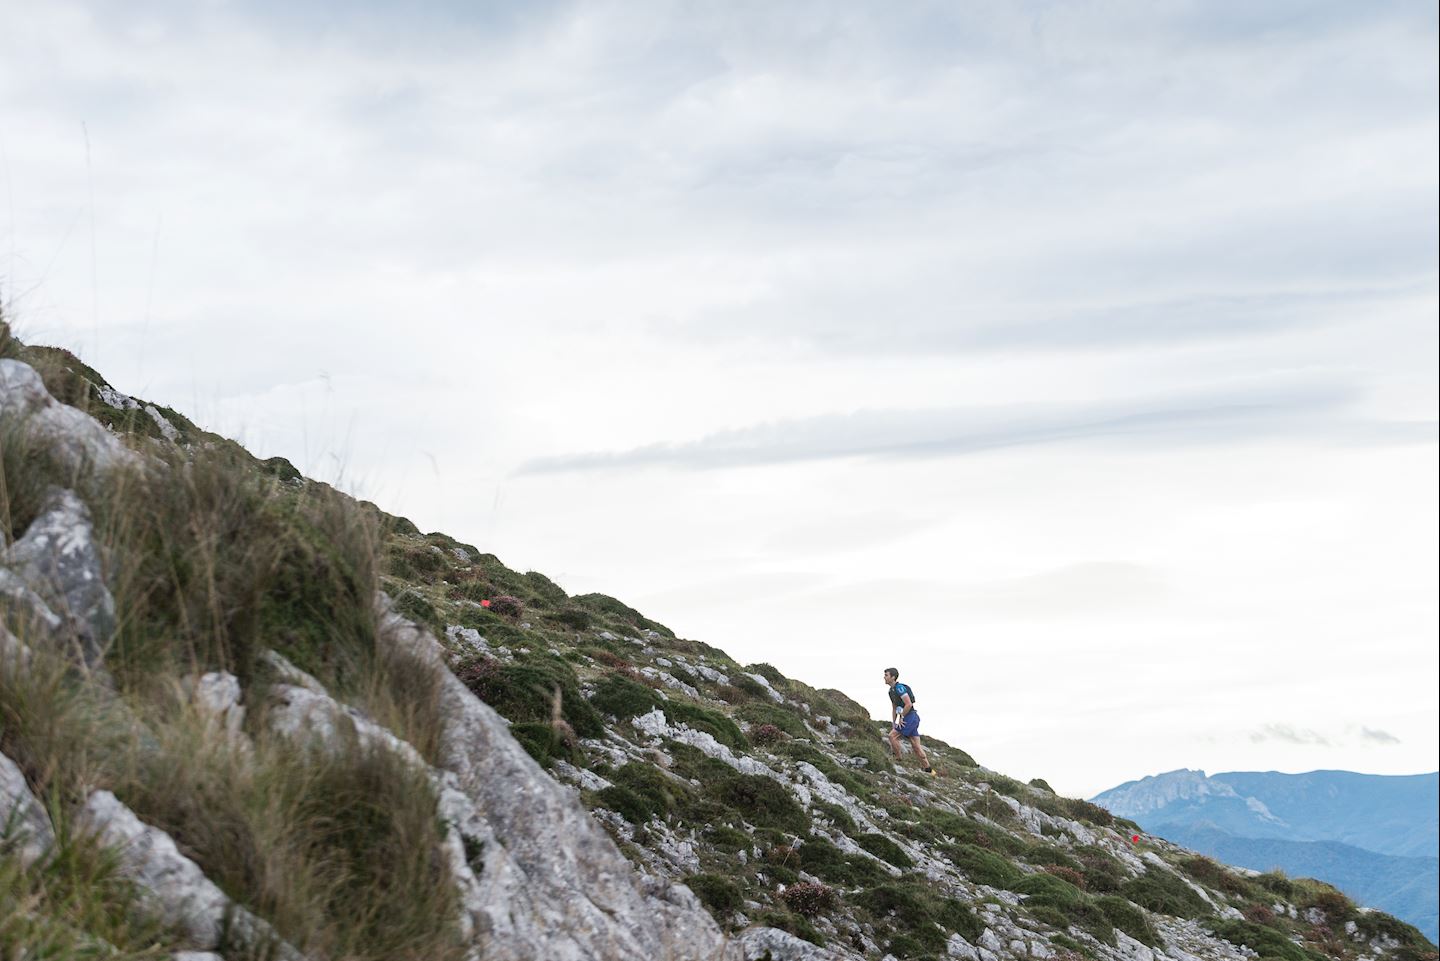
[3,0,1436,797]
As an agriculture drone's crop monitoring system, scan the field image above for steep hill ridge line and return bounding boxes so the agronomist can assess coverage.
[2,321,1436,961]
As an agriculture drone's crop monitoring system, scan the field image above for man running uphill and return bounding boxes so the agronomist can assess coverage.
[885,667,936,776]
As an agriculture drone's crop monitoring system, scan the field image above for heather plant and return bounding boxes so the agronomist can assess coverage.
[751,723,785,746]
[488,594,524,618]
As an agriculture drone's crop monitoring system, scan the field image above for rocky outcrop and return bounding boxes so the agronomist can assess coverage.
[375,598,736,961]
[0,359,135,474]
[0,749,52,866]
[77,790,299,958]
[2,487,116,668]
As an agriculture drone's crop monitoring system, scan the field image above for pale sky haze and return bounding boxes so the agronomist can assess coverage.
[2,0,1436,797]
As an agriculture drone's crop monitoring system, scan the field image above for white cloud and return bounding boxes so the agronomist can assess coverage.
[2,0,1435,798]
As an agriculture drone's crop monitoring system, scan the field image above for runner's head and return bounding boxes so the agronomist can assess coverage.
[883,667,898,685]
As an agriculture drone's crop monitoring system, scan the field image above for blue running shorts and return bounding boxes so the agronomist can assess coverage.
[897,712,921,738]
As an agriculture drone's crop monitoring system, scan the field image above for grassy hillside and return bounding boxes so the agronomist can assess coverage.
[3,320,1436,961]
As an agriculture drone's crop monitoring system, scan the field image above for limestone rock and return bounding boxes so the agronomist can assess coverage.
[0,749,53,865]
[377,596,732,961]
[729,926,858,960]
[0,359,135,473]
[77,791,296,957]
[3,488,115,668]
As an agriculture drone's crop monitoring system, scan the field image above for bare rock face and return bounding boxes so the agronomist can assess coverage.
[376,596,734,961]
[0,359,135,474]
[729,927,855,960]
[3,487,116,669]
[0,749,53,866]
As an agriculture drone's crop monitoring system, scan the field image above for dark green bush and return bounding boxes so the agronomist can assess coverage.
[757,910,824,946]
[684,874,742,915]
[1028,778,1055,793]
[945,843,1021,889]
[1062,797,1115,827]
[1076,845,1126,893]
[737,702,809,739]
[456,655,603,737]
[1121,868,1212,919]
[549,607,592,630]
[603,763,691,824]
[853,881,981,955]
[856,833,913,869]
[589,673,662,721]
[1207,919,1325,961]
[703,824,751,852]
[707,773,809,833]
[732,674,770,700]
[1016,874,1113,944]
[522,570,567,603]
[1097,895,1160,946]
[1256,870,1297,898]
[509,722,576,769]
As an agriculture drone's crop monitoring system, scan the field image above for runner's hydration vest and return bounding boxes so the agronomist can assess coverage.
[889,682,917,711]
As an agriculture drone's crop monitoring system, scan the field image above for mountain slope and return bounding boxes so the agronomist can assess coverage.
[1093,769,1440,941]
[1157,824,1439,942]
[3,322,1437,961]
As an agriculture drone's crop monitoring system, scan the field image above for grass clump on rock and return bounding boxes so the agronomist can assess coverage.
[589,672,662,721]
[1121,867,1213,919]
[854,880,982,958]
[683,874,743,917]
[736,701,809,739]
[706,773,809,833]
[663,701,747,751]
[855,833,913,869]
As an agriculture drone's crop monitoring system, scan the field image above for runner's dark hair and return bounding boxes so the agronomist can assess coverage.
[884,667,899,678]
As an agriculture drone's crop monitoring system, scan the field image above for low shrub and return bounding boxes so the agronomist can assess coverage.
[1096,894,1161,946]
[707,773,809,833]
[509,721,577,768]
[840,737,892,771]
[757,910,824,946]
[732,674,771,700]
[856,833,914,869]
[1044,865,1088,890]
[1062,797,1114,827]
[1256,870,1297,898]
[737,702,809,739]
[457,655,604,738]
[550,607,592,630]
[684,874,743,916]
[1028,778,1055,793]
[744,662,786,685]
[664,701,748,751]
[854,881,983,955]
[1179,855,1252,896]
[1075,846,1126,894]
[809,799,857,833]
[1016,874,1113,944]
[1121,868,1212,919]
[589,673,662,721]
[780,882,837,918]
[751,723,785,746]
[488,594,524,617]
[1207,919,1326,961]
[945,843,1022,889]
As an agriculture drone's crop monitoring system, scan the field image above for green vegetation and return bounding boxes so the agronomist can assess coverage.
[1096,895,1160,946]
[736,701,809,739]
[1121,867,1213,919]
[706,773,809,833]
[1207,919,1328,961]
[589,673,663,720]
[854,880,982,957]
[945,843,1022,889]
[855,832,914,869]
[664,701,748,751]
[683,874,742,916]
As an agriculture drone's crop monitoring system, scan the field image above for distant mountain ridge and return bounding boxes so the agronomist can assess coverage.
[1093,769,1438,858]
[1093,769,1439,941]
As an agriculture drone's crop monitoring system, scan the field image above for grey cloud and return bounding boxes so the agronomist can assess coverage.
[1359,726,1402,745]
[1250,724,1332,746]
[518,382,1435,474]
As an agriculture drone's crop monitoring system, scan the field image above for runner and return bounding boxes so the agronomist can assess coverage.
[884,667,935,776]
